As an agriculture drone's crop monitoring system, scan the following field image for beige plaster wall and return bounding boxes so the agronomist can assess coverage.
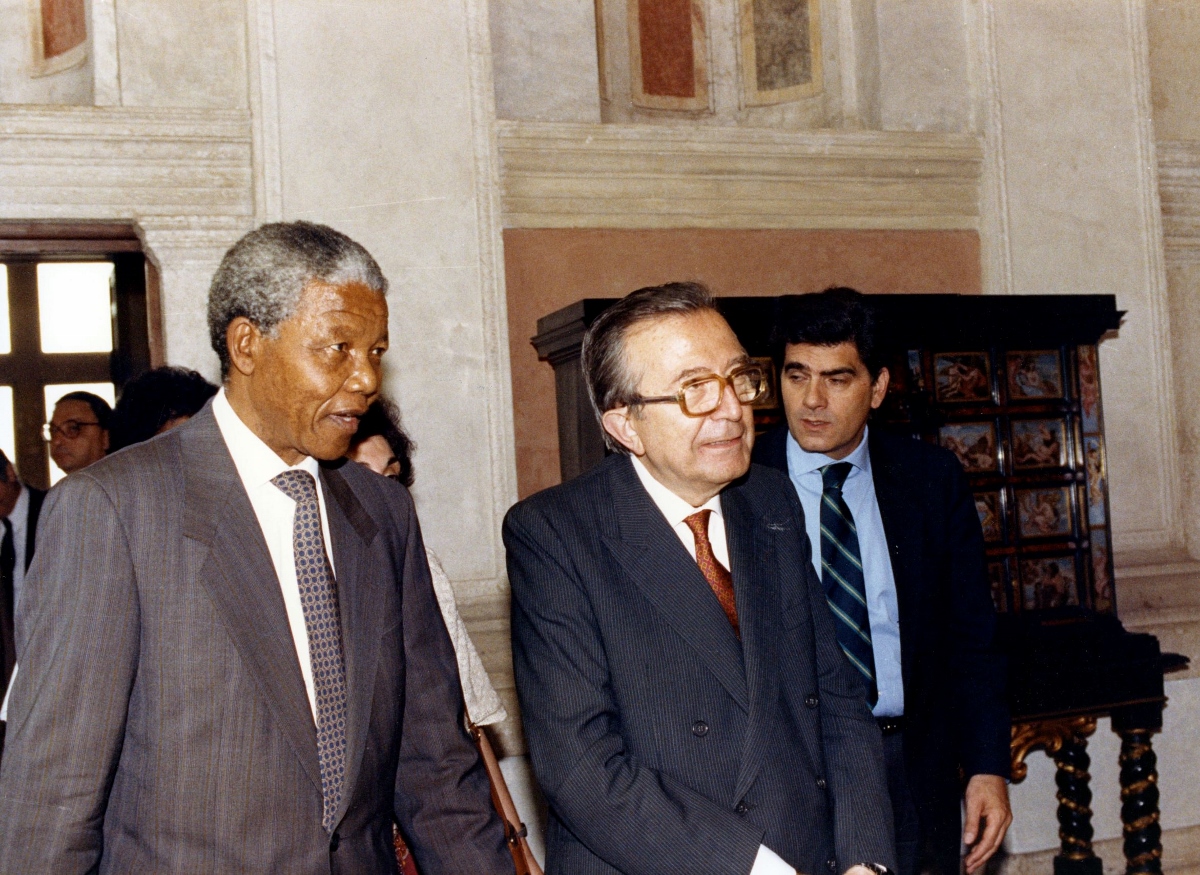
[114,0,248,109]
[489,0,601,122]
[979,0,1178,561]
[876,0,974,133]
[263,0,514,588]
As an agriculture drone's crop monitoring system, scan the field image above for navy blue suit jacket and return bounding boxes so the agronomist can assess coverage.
[505,454,895,875]
[753,426,1009,870]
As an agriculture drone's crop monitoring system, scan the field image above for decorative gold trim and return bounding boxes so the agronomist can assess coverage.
[627,0,710,112]
[1010,716,1097,782]
[738,0,822,107]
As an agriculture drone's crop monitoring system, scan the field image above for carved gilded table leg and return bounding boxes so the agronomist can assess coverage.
[1011,717,1101,875]
[1118,729,1162,875]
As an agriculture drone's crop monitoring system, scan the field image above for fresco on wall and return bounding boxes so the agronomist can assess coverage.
[30,0,87,76]
[740,0,822,105]
[752,0,813,90]
[628,0,709,110]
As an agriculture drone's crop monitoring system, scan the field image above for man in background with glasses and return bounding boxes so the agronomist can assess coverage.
[505,282,894,875]
[44,391,111,475]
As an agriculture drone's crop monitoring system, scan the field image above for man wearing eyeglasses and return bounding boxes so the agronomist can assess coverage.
[45,391,111,475]
[505,282,894,875]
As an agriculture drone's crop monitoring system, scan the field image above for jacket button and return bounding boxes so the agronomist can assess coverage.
[805,694,819,708]
[330,832,340,852]
[734,801,749,815]
[691,720,709,737]
[816,777,827,790]
[827,859,838,872]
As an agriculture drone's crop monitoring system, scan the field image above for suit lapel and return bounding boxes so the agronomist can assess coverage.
[601,457,749,712]
[868,435,922,692]
[722,487,778,801]
[180,408,322,796]
[319,464,382,824]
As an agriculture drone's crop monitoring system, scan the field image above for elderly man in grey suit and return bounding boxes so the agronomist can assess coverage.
[0,222,514,874]
[504,282,895,875]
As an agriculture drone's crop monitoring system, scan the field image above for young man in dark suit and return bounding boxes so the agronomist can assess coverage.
[752,289,1011,875]
[505,283,895,875]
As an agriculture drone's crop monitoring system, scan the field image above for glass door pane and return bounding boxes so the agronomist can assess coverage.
[37,262,114,353]
[0,267,10,355]
[0,386,15,465]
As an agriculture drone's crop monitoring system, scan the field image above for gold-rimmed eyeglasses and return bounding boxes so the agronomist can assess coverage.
[632,363,768,417]
[42,420,102,441]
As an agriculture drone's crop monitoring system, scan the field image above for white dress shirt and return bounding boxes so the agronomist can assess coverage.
[785,426,904,718]
[7,484,29,615]
[212,389,336,722]
[630,456,797,875]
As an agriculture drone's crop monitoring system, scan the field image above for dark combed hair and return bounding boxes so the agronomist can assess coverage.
[207,221,388,380]
[57,391,113,430]
[349,397,415,487]
[109,367,219,451]
[581,281,719,453]
[771,287,886,377]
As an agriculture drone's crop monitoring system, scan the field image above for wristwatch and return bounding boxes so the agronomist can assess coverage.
[854,863,894,875]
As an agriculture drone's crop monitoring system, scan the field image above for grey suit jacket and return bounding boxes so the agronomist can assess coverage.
[0,405,513,875]
[504,455,895,875]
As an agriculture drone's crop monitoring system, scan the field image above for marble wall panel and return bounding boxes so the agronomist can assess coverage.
[489,0,601,122]
[114,0,248,109]
[264,0,514,588]
[979,0,1179,558]
[875,0,973,133]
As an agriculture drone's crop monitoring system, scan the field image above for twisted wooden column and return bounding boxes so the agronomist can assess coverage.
[1118,730,1162,875]
[1011,717,1101,875]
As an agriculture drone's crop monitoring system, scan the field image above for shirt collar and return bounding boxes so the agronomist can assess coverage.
[5,484,27,526]
[630,455,723,528]
[786,424,874,479]
[212,389,321,489]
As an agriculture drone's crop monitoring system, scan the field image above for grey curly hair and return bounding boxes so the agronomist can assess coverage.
[207,221,388,380]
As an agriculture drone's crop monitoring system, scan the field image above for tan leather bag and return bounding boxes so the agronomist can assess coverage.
[470,723,544,875]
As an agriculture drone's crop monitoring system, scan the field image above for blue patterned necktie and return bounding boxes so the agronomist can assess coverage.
[272,469,348,833]
[819,462,877,706]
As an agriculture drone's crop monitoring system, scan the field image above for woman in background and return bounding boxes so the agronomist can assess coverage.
[346,398,506,727]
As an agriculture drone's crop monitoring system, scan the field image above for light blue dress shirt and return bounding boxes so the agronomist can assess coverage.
[786,426,904,717]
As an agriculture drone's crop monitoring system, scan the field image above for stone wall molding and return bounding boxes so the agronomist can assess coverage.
[1158,139,1200,260]
[496,120,983,230]
[0,104,254,372]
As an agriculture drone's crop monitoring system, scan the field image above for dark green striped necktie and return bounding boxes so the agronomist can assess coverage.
[819,462,877,706]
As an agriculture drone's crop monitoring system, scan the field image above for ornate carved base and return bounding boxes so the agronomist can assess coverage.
[1119,729,1163,875]
[1012,717,1101,875]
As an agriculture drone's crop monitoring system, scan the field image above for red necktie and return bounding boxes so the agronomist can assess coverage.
[683,510,739,638]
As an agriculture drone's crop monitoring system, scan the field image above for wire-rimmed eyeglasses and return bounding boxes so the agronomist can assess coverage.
[631,363,768,417]
[42,420,102,441]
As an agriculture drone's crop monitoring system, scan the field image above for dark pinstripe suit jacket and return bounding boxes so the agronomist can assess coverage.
[504,454,895,875]
[0,405,512,875]
[754,426,1008,874]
